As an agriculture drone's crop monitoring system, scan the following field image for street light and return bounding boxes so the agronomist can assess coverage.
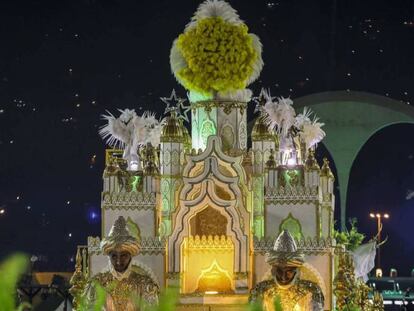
[370,212,389,272]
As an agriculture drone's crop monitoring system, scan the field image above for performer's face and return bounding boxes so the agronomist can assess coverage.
[272,265,297,285]
[110,250,131,273]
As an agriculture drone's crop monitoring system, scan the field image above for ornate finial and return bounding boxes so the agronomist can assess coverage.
[161,89,191,123]
[101,216,140,256]
[69,248,87,308]
[266,149,277,169]
[305,149,320,171]
[334,252,357,310]
[320,157,334,179]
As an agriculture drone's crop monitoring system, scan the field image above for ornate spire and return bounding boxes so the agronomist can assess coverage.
[160,110,185,143]
[320,157,334,179]
[252,115,278,142]
[334,251,356,309]
[305,149,320,171]
[69,248,87,308]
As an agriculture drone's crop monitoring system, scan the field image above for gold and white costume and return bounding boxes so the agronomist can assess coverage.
[249,230,324,311]
[83,216,159,311]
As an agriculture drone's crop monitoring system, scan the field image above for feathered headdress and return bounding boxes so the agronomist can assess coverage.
[263,97,296,138]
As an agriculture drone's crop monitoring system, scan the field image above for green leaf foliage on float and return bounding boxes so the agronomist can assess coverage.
[75,281,106,311]
[148,287,179,311]
[0,253,30,311]
[333,218,365,251]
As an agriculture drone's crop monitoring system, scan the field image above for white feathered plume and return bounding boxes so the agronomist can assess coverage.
[300,116,325,150]
[139,111,164,147]
[99,109,163,170]
[295,107,325,149]
[246,33,264,85]
[294,107,312,129]
[186,0,243,30]
[263,97,296,138]
[99,109,136,149]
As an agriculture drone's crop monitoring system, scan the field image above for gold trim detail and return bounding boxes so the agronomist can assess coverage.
[102,191,156,210]
[69,248,87,308]
[265,186,319,204]
[251,116,277,142]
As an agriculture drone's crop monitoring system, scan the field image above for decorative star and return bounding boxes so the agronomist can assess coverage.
[252,87,274,113]
[160,89,191,123]
[177,98,191,123]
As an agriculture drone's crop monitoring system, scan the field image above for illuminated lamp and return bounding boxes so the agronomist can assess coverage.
[375,268,383,278]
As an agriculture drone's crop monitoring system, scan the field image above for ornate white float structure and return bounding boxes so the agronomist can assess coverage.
[74,1,338,310]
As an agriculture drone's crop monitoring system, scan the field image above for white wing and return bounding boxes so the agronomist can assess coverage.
[352,241,377,282]
[146,122,163,147]
[99,111,132,149]
[132,115,148,147]
[295,106,312,129]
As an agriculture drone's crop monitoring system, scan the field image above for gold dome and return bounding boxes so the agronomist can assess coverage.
[160,111,185,143]
[182,123,192,150]
[251,115,278,142]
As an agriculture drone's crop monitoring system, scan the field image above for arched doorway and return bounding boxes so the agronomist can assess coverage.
[181,206,234,294]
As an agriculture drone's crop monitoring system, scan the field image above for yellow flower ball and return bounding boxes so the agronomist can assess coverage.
[176,17,257,96]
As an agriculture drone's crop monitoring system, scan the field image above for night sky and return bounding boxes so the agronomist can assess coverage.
[1,0,414,273]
